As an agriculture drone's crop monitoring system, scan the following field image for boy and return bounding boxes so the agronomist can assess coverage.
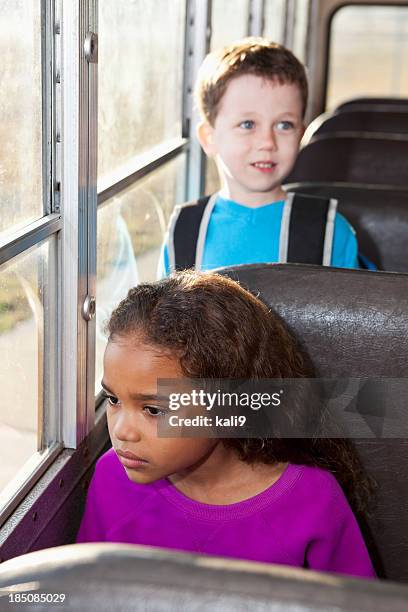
[158,38,360,276]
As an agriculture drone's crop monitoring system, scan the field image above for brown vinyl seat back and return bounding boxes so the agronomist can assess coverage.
[284,182,408,273]
[285,135,408,188]
[336,97,408,114]
[303,110,408,145]
[221,263,408,582]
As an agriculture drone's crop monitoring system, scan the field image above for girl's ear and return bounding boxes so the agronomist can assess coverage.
[197,121,217,157]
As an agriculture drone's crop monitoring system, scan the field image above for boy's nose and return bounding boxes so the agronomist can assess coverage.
[258,128,278,151]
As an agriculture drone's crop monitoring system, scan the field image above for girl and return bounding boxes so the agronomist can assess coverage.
[77,271,375,578]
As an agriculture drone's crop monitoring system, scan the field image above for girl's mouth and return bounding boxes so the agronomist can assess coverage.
[116,449,149,469]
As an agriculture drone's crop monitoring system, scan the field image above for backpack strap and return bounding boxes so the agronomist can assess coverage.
[167,195,216,271]
[279,192,338,265]
[358,252,377,270]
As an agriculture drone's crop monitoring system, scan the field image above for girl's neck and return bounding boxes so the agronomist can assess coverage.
[168,443,287,505]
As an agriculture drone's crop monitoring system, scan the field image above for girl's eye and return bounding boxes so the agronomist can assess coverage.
[239,120,255,130]
[104,393,120,406]
[276,120,294,131]
[143,405,165,417]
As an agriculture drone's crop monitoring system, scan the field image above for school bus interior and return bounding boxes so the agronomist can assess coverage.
[1,0,408,609]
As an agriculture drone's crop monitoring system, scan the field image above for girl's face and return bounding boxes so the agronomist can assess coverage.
[102,338,218,484]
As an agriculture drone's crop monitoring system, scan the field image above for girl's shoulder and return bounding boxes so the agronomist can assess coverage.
[90,448,158,508]
[280,463,352,520]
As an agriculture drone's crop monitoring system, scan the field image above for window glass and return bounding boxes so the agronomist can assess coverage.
[95,155,186,390]
[0,0,43,239]
[327,5,408,110]
[205,158,221,197]
[98,0,186,182]
[263,0,286,43]
[293,0,309,62]
[0,239,50,494]
[210,0,249,50]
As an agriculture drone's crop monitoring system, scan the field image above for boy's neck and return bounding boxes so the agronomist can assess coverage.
[218,186,287,208]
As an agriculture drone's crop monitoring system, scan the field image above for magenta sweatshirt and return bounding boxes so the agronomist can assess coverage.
[77,448,375,578]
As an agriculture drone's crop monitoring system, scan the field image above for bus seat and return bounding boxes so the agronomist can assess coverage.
[336,97,408,114]
[285,136,408,188]
[1,543,408,610]
[284,182,408,273]
[221,263,408,582]
[303,110,408,145]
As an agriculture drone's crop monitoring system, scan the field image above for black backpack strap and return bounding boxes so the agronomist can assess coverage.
[279,192,338,265]
[167,195,215,271]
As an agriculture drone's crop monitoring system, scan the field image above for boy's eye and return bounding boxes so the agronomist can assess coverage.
[143,405,166,417]
[276,120,294,131]
[239,120,255,130]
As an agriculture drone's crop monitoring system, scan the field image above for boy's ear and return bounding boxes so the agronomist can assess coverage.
[197,121,216,156]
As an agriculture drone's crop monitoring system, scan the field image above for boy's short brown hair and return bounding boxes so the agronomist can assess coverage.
[195,37,308,125]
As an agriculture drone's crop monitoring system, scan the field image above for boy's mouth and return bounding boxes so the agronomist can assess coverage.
[251,161,277,172]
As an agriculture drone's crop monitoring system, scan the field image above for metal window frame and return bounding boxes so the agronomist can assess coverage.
[97,138,188,207]
[60,0,98,449]
[248,0,265,35]
[0,0,62,524]
[307,0,408,122]
[183,0,211,201]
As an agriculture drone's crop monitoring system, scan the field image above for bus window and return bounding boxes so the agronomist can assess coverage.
[0,237,58,510]
[205,0,252,194]
[263,0,286,44]
[293,0,309,62]
[0,0,43,238]
[96,0,188,397]
[326,5,408,110]
[98,0,186,183]
[95,156,186,392]
[210,0,250,51]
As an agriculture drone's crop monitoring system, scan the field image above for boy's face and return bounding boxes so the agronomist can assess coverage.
[198,74,304,206]
[103,339,219,485]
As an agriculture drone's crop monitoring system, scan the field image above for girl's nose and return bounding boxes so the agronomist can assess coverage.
[112,411,142,443]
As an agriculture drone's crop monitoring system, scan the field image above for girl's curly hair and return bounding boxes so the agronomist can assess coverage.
[107,270,374,515]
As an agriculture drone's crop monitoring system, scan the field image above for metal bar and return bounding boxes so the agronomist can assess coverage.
[248,0,265,36]
[85,0,98,437]
[97,138,188,206]
[0,215,61,267]
[60,0,89,449]
[184,0,211,201]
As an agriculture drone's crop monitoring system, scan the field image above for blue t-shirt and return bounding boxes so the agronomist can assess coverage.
[158,194,359,277]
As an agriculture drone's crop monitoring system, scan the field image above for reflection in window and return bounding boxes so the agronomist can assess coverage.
[210,0,249,50]
[98,0,186,181]
[0,0,43,239]
[95,155,186,390]
[263,0,285,44]
[0,241,49,493]
[327,6,408,110]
